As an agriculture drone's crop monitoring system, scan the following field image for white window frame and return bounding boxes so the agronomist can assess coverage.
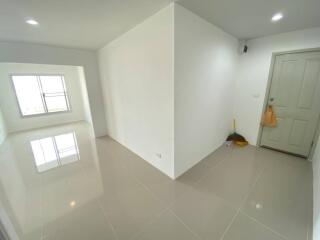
[10,74,71,117]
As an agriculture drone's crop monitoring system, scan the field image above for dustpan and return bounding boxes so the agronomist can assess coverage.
[226,119,248,146]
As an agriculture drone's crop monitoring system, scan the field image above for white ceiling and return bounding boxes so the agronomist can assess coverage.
[0,0,320,49]
[0,0,173,49]
[177,0,320,40]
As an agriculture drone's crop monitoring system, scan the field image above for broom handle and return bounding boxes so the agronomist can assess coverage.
[233,119,236,133]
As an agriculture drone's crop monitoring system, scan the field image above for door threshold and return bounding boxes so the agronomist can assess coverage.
[260,146,307,159]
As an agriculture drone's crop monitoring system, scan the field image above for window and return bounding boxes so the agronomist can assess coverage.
[30,132,80,172]
[11,75,70,116]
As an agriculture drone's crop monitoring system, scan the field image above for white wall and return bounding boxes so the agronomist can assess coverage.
[0,41,107,137]
[78,66,93,124]
[234,28,320,145]
[313,136,320,240]
[0,107,7,145]
[0,63,87,133]
[98,5,175,178]
[174,4,239,177]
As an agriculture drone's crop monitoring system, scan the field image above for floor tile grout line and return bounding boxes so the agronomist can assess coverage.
[240,150,311,240]
[169,156,229,210]
[128,206,171,240]
[113,149,176,208]
[219,167,287,240]
[91,139,177,239]
[240,211,289,240]
[120,145,232,209]
[78,160,120,240]
[193,145,263,188]
[239,145,275,208]
[112,147,182,235]
[190,146,235,187]
[192,157,226,185]
[123,147,236,240]
[219,149,267,211]
[171,147,266,228]
[120,161,172,207]
[92,141,196,240]
[239,164,266,209]
[171,168,246,239]
[202,146,236,169]
[172,162,242,211]
[235,153,297,240]
[220,149,267,240]
[97,201,120,240]
[169,209,203,240]
[219,209,241,240]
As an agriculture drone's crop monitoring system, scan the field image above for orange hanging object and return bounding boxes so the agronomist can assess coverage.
[261,105,277,127]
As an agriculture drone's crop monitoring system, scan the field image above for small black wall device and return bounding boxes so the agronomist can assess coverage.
[243,45,248,53]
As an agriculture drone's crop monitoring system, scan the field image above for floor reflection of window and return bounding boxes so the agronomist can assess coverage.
[31,132,80,172]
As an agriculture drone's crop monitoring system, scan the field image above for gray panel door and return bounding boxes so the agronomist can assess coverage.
[260,51,320,157]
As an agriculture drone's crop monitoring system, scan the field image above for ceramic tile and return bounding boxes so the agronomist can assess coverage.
[0,122,313,240]
[171,187,237,240]
[97,170,165,240]
[176,160,210,185]
[120,150,194,206]
[223,213,285,240]
[133,210,199,240]
[242,159,312,240]
[44,201,116,240]
[195,145,263,208]
[201,145,231,167]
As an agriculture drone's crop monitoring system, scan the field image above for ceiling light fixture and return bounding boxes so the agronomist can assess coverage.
[26,19,39,25]
[69,201,76,208]
[271,13,283,22]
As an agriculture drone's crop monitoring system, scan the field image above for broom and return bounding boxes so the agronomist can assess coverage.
[226,119,248,146]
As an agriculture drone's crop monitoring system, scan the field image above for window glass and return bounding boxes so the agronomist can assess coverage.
[11,75,70,116]
[45,96,68,113]
[12,76,45,116]
[40,75,65,93]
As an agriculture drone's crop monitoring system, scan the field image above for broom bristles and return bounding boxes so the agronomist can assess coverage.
[226,133,246,142]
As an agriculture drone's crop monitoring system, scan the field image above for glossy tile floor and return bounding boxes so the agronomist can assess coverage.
[0,122,313,240]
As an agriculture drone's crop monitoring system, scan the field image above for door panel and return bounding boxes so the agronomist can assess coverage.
[288,120,307,146]
[268,117,284,142]
[261,51,320,157]
[275,60,297,107]
[297,60,320,109]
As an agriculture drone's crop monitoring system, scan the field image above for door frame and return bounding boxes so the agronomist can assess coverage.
[257,47,320,159]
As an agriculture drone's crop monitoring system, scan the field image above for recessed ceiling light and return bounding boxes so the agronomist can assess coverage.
[271,13,283,22]
[255,203,263,210]
[26,19,39,25]
[69,201,76,208]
